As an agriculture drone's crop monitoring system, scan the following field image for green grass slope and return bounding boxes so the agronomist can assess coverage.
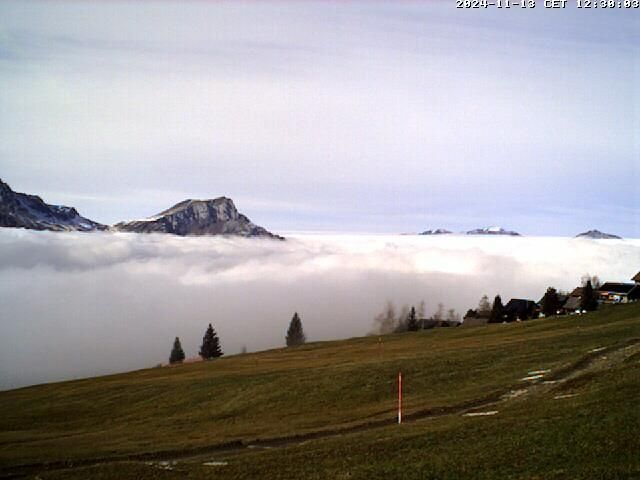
[1,303,639,478]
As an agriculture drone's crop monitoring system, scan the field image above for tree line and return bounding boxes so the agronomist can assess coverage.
[371,274,601,334]
[467,275,601,323]
[169,312,307,364]
[371,300,461,334]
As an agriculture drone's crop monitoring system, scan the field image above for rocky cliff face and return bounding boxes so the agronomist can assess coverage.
[576,229,621,239]
[0,179,106,232]
[113,197,283,239]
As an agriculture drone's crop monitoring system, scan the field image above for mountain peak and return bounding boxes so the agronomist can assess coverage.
[114,197,283,239]
[575,229,621,239]
[420,228,452,235]
[466,226,521,236]
[0,179,106,232]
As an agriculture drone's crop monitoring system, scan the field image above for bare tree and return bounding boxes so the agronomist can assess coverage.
[581,273,601,290]
[433,303,445,321]
[446,308,460,322]
[371,301,398,335]
[478,295,491,316]
[395,305,411,332]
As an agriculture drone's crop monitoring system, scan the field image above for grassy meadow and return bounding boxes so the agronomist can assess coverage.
[1,303,639,479]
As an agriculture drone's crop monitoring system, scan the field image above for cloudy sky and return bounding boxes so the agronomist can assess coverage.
[0,1,638,235]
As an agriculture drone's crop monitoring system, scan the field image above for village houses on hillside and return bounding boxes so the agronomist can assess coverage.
[462,270,640,327]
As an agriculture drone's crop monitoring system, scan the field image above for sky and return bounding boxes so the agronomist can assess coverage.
[1,229,639,389]
[0,1,638,236]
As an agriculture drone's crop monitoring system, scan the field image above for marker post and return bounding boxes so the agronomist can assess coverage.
[398,371,402,424]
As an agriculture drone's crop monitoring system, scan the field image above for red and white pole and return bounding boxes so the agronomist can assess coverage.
[398,371,402,424]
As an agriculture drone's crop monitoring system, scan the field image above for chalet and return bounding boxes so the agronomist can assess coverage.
[598,282,640,304]
[503,299,537,320]
[462,309,490,327]
[633,271,640,284]
[462,308,491,327]
[556,292,569,313]
[561,287,584,313]
[537,292,569,316]
[563,296,581,313]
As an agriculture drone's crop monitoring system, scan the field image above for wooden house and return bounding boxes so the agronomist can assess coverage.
[598,282,640,304]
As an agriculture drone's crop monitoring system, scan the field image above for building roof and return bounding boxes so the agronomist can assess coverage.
[563,296,581,311]
[633,271,640,283]
[569,287,584,297]
[463,309,490,320]
[599,282,638,295]
[537,292,569,305]
[504,299,536,313]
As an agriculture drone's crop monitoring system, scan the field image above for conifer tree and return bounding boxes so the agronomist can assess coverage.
[580,280,599,311]
[406,306,419,331]
[286,312,306,346]
[489,295,504,323]
[541,287,560,317]
[199,323,223,360]
[169,337,185,364]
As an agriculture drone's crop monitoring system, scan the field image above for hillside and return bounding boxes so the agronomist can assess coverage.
[1,303,639,479]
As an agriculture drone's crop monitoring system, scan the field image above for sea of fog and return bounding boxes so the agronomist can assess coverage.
[1,229,638,390]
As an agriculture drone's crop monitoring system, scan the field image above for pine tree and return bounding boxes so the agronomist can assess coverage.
[199,323,223,360]
[580,280,599,311]
[489,295,504,323]
[169,337,185,364]
[406,306,419,331]
[541,287,560,317]
[286,312,306,346]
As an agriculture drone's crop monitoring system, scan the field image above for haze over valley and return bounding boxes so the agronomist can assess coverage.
[1,229,638,390]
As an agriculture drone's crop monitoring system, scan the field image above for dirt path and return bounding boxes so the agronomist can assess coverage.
[2,338,639,479]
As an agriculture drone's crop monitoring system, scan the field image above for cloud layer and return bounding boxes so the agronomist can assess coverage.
[1,229,638,390]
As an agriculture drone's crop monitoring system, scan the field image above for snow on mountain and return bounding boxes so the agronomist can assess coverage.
[113,197,283,239]
[0,179,106,232]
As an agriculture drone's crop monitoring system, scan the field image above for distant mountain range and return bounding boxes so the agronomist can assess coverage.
[0,180,626,240]
[420,229,452,235]
[0,179,281,239]
[466,226,521,236]
[420,226,521,236]
[575,230,622,240]
[419,226,624,238]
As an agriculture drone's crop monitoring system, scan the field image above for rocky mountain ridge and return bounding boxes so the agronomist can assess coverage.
[420,229,452,235]
[466,226,521,236]
[113,197,283,239]
[0,179,106,232]
[0,179,282,239]
[575,229,622,240]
